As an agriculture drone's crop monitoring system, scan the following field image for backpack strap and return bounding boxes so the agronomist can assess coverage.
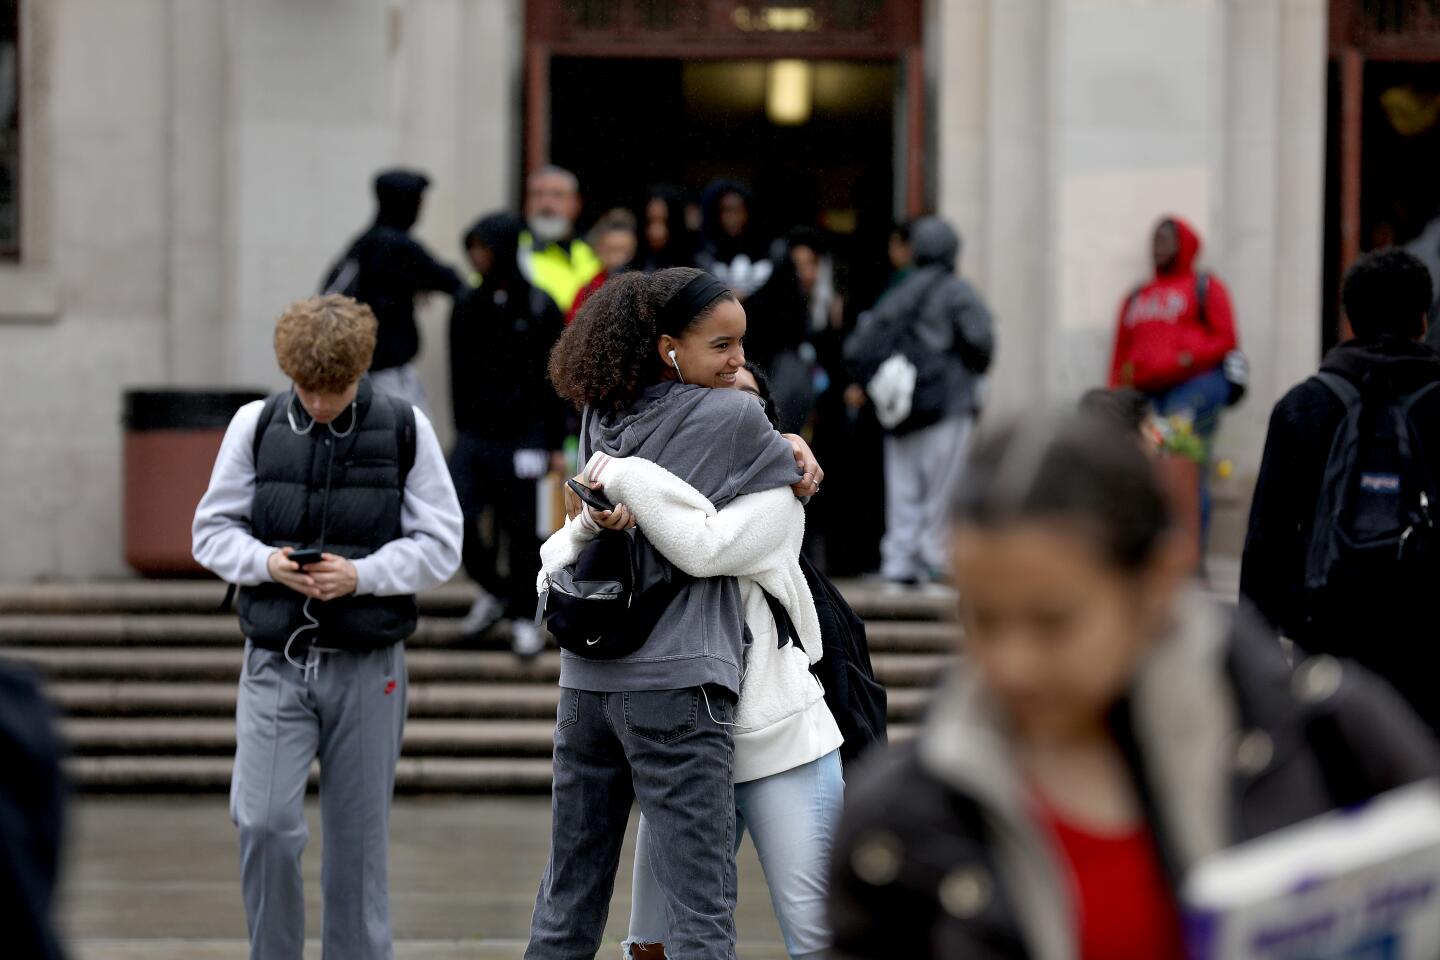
[1195,272,1211,328]
[1398,380,1440,416]
[1314,371,1362,409]
[389,395,418,489]
[251,392,285,472]
[761,589,802,653]
[223,394,284,614]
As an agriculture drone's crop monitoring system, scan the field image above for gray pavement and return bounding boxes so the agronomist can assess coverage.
[60,797,788,959]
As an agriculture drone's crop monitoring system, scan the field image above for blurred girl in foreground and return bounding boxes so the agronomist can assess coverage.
[828,411,1440,960]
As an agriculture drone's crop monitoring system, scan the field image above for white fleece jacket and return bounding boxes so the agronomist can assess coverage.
[538,454,843,782]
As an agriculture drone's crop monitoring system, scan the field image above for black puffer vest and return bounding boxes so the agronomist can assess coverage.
[238,379,418,651]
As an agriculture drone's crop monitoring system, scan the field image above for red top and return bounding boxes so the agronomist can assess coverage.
[1036,802,1186,960]
[1108,216,1238,393]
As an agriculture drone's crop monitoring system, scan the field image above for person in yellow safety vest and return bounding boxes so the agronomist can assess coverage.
[519,165,603,314]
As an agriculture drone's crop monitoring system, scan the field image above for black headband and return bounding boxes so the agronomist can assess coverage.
[656,272,732,337]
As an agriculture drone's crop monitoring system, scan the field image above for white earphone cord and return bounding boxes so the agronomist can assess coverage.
[280,388,353,671]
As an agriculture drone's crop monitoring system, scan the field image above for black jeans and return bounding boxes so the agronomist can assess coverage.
[525,686,738,960]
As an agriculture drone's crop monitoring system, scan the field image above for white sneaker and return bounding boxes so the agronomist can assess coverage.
[459,592,502,637]
[511,619,547,659]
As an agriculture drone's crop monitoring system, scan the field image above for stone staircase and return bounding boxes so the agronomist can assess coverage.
[0,581,957,793]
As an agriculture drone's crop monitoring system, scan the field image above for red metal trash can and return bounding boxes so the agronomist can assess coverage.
[123,389,266,576]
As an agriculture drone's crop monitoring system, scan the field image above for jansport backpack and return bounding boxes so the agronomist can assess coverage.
[763,556,888,769]
[1304,371,1440,608]
[537,527,690,661]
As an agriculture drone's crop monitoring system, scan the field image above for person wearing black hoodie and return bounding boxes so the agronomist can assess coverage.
[449,213,567,657]
[1242,248,1440,734]
[696,180,773,299]
[322,169,464,410]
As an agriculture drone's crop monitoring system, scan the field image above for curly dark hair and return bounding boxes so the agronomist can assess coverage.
[549,267,737,411]
[1342,248,1433,339]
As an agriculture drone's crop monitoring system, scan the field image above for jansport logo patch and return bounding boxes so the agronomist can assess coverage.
[1360,473,1402,493]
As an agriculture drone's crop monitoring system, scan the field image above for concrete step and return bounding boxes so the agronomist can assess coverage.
[65,733,924,795]
[0,582,479,617]
[46,681,936,722]
[0,615,958,652]
[61,718,922,759]
[62,718,561,757]
[0,580,952,622]
[65,755,556,794]
[3,646,953,687]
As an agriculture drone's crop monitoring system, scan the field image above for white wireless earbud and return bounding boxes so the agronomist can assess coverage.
[668,349,685,383]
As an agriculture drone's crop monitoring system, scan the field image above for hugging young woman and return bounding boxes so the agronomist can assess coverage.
[524,267,822,960]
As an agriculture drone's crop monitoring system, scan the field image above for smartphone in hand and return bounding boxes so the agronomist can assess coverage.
[288,548,324,568]
[565,478,616,514]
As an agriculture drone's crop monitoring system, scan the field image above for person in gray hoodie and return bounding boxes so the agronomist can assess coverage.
[845,216,994,587]
[525,267,820,960]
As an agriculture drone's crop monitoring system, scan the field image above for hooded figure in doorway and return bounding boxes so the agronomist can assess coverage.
[321,169,465,410]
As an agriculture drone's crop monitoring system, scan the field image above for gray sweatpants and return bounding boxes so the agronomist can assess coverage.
[230,640,407,960]
[882,415,974,581]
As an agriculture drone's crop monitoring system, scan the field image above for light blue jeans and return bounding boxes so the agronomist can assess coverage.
[626,750,844,960]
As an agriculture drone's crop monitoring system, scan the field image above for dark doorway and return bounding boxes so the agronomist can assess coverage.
[547,57,899,304]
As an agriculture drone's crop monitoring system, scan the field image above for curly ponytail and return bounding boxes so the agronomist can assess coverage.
[549,266,736,412]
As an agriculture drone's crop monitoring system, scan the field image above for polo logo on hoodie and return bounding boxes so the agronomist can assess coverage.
[1360,473,1401,494]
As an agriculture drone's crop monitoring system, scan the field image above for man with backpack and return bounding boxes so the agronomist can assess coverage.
[1110,216,1245,539]
[843,216,995,588]
[1242,248,1440,734]
[192,294,463,959]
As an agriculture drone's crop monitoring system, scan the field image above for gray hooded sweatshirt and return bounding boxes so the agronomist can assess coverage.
[560,380,803,695]
[844,217,995,433]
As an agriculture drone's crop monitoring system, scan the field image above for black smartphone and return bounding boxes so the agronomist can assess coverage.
[288,548,324,568]
[566,478,616,514]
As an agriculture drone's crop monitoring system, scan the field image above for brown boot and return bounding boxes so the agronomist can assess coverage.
[628,944,668,960]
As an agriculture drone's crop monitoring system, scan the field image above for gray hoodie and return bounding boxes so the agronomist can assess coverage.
[559,380,803,695]
[845,217,995,433]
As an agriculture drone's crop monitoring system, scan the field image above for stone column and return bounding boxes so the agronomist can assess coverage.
[167,0,228,386]
[933,0,1328,517]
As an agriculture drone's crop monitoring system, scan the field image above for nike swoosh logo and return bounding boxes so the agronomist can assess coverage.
[586,637,602,646]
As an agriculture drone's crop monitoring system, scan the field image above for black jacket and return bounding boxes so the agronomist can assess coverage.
[238,380,419,651]
[0,664,65,960]
[1240,335,1440,731]
[448,277,566,448]
[829,599,1440,960]
[322,171,463,371]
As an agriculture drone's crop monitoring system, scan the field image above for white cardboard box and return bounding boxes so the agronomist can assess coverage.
[1183,781,1440,959]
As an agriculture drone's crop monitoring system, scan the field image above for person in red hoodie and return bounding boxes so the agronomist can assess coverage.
[1110,216,1239,534]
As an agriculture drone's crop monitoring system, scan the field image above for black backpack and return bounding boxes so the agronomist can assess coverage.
[763,556,888,769]
[1304,372,1440,607]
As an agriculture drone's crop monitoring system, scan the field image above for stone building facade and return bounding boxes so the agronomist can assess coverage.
[0,0,1328,580]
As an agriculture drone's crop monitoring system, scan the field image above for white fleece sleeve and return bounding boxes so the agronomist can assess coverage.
[593,456,800,580]
[351,408,464,597]
[536,513,599,590]
[191,401,275,586]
